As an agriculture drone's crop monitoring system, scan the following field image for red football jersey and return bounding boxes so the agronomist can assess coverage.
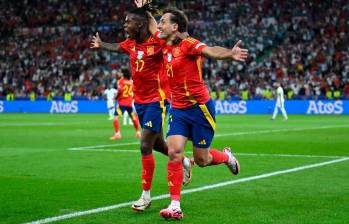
[119,36,171,104]
[116,78,134,107]
[157,35,209,108]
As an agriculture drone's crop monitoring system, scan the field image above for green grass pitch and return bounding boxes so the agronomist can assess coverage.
[0,114,348,224]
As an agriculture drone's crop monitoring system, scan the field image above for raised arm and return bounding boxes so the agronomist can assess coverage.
[146,11,158,35]
[134,0,157,35]
[202,40,249,61]
[90,32,122,52]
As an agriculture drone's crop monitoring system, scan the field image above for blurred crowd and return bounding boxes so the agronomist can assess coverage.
[1,0,349,100]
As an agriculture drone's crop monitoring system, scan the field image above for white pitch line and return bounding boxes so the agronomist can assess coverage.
[67,124,349,151]
[67,148,346,159]
[68,142,139,150]
[24,157,349,224]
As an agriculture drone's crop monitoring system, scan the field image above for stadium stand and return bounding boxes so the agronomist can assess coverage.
[1,0,348,100]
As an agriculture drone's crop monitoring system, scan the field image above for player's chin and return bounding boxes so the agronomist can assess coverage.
[157,33,168,39]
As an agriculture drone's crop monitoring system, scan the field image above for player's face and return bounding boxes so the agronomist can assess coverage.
[124,14,139,39]
[157,13,177,39]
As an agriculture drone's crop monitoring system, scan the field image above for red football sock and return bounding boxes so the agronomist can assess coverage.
[209,149,229,165]
[141,154,155,191]
[168,161,183,201]
[113,117,120,133]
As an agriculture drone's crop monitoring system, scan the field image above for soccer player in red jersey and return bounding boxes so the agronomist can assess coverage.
[146,8,248,219]
[110,68,141,140]
[90,4,193,212]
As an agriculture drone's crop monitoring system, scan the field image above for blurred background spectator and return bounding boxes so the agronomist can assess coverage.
[1,0,348,100]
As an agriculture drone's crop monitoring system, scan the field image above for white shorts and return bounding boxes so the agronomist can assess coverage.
[107,101,114,108]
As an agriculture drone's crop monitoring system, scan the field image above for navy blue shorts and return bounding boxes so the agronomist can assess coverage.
[167,99,216,148]
[134,100,168,133]
[115,105,135,118]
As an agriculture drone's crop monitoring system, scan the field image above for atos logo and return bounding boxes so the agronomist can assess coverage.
[215,101,247,114]
[0,101,3,113]
[50,101,78,113]
[306,101,343,114]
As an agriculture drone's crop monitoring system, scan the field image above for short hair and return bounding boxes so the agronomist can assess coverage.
[127,3,157,23]
[163,8,188,32]
[122,68,131,80]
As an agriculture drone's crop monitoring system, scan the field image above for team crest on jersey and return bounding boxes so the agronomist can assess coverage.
[173,47,181,57]
[131,46,136,51]
[137,51,144,59]
[167,53,172,62]
[147,46,154,56]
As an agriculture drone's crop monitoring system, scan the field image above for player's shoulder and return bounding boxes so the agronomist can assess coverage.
[183,37,199,44]
[120,38,135,49]
[181,37,206,50]
[124,79,132,85]
[122,38,134,44]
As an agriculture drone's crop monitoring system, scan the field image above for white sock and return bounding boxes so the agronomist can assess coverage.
[141,190,151,201]
[170,200,180,208]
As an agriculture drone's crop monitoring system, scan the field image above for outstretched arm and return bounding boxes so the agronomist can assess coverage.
[202,40,249,61]
[146,11,158,35]
[90,32,122,52]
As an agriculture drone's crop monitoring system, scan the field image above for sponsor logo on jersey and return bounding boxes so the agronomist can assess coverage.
[198,139,207,145]
[137,51,144,60]
[144,121,153,127]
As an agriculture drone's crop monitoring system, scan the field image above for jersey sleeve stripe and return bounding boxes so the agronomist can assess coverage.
[195,43,206,49]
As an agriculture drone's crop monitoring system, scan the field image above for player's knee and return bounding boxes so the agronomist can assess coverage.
[140,141,153,155]
[168,149,183,162]
[194,157,210,167]
[153,144,168,155]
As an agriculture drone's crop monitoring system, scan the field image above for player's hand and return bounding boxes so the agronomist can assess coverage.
[90,32,102,49]
[134,0,151,8]
[231,40,249,62]
[134,0,143,8]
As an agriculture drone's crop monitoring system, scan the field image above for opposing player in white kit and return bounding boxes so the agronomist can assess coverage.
[272,82,288,120]
[103,85,118,120]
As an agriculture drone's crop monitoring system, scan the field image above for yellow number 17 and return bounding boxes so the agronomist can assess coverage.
[135,60,145,72]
